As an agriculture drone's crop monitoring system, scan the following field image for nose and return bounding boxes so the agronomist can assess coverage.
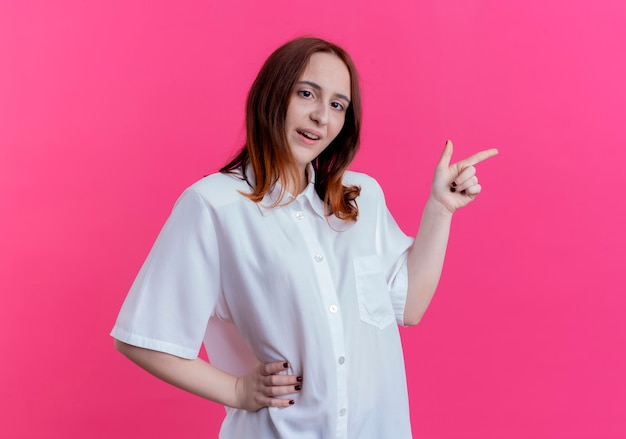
[310,102,329,125]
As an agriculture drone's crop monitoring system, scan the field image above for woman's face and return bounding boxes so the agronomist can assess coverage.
[285,52,351,176]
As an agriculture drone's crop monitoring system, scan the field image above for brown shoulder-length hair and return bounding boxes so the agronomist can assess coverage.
[220,37,362,221]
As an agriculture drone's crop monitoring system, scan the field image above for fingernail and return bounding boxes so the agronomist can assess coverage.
[289,400,295,405]
[283,362,289,368]
[450,187,456,193]
[295,385,301,391]
[297,376,303,382]
[451,181,457,187]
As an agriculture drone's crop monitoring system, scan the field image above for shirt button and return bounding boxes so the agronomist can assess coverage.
[314,253,324,262]
[294,211,304,220]
[339,408,347,417]
[329,304,338,314]
[338,356,345,365]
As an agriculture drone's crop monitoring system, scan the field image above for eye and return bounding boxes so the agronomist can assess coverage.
[298,90,313,98]
[331,101,345,111]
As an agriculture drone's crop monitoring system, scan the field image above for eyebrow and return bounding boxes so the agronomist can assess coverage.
[297,80,351,104]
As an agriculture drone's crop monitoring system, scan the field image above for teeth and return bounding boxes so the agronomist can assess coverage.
[300,131,319,140]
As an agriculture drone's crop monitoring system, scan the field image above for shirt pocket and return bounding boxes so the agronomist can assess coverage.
[353,255,395,329]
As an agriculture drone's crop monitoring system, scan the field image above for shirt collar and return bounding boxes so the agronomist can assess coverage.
[252,163,326,219]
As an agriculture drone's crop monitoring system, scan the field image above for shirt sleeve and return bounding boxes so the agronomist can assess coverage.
[110,188,221,359]
[372,181,414,326]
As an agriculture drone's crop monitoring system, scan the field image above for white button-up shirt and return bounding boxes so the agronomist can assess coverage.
[111,166,415,438]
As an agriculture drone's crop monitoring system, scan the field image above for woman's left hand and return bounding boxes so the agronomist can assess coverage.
[429,140,499,214]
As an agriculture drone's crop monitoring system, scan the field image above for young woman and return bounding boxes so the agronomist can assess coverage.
[112,37,497,438]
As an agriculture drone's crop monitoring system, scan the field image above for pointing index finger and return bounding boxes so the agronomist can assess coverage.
[456,148,499,168]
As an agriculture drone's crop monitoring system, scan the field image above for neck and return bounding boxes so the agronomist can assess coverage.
[286,165,308,196]
[302,166,309,190]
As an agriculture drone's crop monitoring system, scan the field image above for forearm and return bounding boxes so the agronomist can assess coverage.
[114,339,239,408]
[404,198,453,326]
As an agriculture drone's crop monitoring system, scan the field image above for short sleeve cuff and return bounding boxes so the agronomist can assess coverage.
[388,256,410,327]
[110,326,199,360]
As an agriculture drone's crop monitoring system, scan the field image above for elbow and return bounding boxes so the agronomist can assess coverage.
[114,338,132,356]
[403,310,425,327]
[403,283,436,327]
[114,339,146,365]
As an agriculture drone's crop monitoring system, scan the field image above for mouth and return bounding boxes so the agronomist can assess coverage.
[297,130,320,141]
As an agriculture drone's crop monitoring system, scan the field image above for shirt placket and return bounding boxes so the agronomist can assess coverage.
[290,201,349,439]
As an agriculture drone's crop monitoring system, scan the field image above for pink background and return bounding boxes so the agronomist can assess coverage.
[1,1,625,437]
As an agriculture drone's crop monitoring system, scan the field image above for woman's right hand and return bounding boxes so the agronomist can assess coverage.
[234,361,302,411]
